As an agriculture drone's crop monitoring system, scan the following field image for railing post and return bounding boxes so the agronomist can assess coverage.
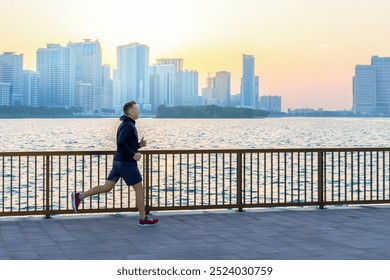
[144,153,150,215]
[318,151,325,209]
[237,152,244,212]
[45,155,51,219]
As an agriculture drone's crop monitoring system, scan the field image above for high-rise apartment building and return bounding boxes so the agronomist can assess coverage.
[75,82,93,113]
[201,71,230,106]
[260,95,282,113]
[156,58,183,105]
[353,56,390,114]
[0,52,24,106]
[23,70,39,107]
[117,43,150,110]
[201,75,215,104]
[255,76,260,108]
[214,71,231,106]
[37,44,74,108]
[371,56,390,114]
[240,54,259,108]
[0,82,11,106]
[181,70,199,106]
[112,69,121,113]
[149,64,176,110]
[352,65,376,114]
[68,39,102,114]
[101,64,112,111]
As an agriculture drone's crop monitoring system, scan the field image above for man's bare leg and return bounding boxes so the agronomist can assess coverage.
[81,180,116,199]
[132,181,146,220]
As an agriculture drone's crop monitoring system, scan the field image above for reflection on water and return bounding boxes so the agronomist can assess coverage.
[2,117,390,152]
[2,117,390,212]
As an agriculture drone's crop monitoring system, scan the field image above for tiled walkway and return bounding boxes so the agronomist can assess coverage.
[1,206,390,260]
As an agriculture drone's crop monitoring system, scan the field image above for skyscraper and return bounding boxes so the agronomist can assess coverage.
[0,82,11,106]
[371,56,390,114]
[202,75,215,100]
[101,64,112,111]
[156,58,183,105]
[260,95,282,113]
[352,65,376,114]
[149,64,176,110]
[23,70,39,107]
[75,82,93,113]
[112,69,121,113]
[117,43,150,110]
[181,70,199,106]
[240,54,258,108]
[352,56,390,115]
[0,52,24,106]
[68,39,103,114]
[214,71,231,106]
[37,44,74,107]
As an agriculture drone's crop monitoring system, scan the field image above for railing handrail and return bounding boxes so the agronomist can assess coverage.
[2,146,390,156]
[2,147,390,217]
[0,150,116,156]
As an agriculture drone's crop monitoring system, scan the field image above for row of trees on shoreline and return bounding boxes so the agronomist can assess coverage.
[0,106,119,117]
[0,105,270,118]
[0,106,84,117]
[156,105,269,118]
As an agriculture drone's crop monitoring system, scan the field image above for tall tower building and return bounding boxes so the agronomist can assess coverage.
[0,82,11,106]
[202,75,215,100]
[68,39,102,114]
[371,56,390,114]
[352,56,390,115]
[214,71,231,106]
[149,64,176,110]
[181,70,199,106]
[0,52,24,106]
[156,58,183,105]
[117,43,150,110]
[75,82,93,113]
[240,54,258,108]
[36,44,74,107]
[352,65,376,114]
[260,95,282,113]
[23,70,39,107]
[112,69,121,113]
[101,64,112,111]
[255,76,260,108]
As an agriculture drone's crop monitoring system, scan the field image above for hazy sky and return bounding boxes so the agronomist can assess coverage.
[2,0,390,110]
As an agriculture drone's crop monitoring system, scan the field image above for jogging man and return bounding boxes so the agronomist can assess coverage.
[71,100,158,227]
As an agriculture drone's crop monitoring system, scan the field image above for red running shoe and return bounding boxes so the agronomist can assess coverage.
[71,192,81,213]
[138,214,159,227]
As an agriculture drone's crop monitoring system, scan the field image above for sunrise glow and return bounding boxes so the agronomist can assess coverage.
[2,0,390,110]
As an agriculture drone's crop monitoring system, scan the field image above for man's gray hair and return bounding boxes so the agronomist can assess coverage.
[123,100,137,114]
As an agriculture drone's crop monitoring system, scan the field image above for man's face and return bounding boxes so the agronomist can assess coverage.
[129,105,140,120]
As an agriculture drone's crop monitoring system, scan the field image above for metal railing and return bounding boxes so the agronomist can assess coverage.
[1,148,390,217]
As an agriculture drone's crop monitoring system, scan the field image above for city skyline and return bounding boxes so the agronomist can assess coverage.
[3,0,390,110]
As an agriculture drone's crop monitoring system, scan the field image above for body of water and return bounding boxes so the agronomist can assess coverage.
[2,117,390,213]
[1,117,390,152]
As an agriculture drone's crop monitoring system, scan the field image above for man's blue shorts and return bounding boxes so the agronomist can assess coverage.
[107,161,142,186]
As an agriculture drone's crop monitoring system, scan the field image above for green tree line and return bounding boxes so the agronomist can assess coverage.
[156,105,269,118]
[0,106,83,117]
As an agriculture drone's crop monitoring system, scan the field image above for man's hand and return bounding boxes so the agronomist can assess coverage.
[133,152,142,161]
[139,137,147,148]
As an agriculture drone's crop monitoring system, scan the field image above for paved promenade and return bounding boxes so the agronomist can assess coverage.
[1,205,390,260]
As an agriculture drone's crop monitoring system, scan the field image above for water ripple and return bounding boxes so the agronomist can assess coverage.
[1,117,390,152]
